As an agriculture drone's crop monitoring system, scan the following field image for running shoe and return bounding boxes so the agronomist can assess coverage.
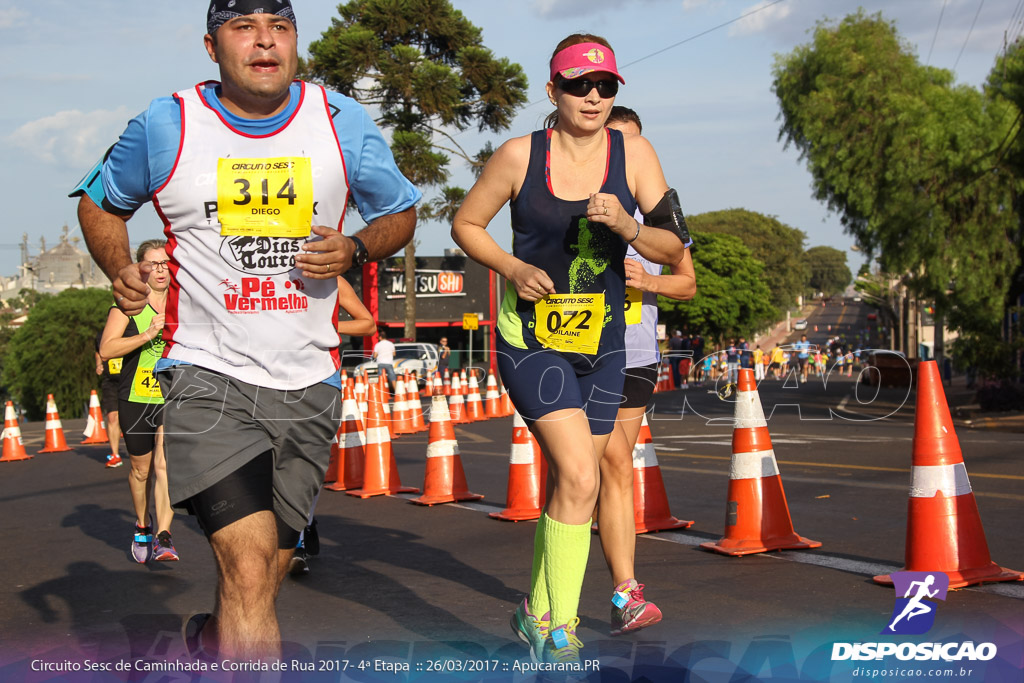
[510,597,549,662]
[106,454,123,468]
[131,524,152,563]
[541,617,583,664]
[182,612,215,661]
[153,531,179,561]
[288,549,309,576]
[610,580,662,636]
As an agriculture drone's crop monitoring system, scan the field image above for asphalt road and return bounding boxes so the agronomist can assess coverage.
[1,372,1021,682]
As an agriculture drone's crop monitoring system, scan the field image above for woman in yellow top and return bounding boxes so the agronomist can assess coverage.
[99,240,174,563]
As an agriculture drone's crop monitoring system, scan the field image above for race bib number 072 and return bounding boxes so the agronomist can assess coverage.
[534,293,604,355]
[217,157,313,238]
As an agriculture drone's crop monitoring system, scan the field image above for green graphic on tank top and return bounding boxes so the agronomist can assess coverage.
[569,217,613,325]
[127,306,166,405]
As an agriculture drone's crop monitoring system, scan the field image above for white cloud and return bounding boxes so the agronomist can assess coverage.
[729,0,795,36]
[0,7,27,28]
[5,107,131,166]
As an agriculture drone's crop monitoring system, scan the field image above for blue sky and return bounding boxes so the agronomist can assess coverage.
[0,0,1018,279]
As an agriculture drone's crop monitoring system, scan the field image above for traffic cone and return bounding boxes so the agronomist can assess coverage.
[392,375,416,435]
[81,390,109,444]
[355,375,368,424]
[483,374,503,419]
[443,369,452,396]
[630,415,693,533]
[449,373,467,424]
[873,361,1023,588]
[498,381,515,417]
[464,373,486,422]
[407,372,427,432]
[324,383,365,491]
[701,369,821,556]
[346,383,418,498]
[665,359,676,390]
[432,371,443,398]
[38,394,72,453]
[1,401,31,462]
[490,411,547,521]
[411,395,484,506]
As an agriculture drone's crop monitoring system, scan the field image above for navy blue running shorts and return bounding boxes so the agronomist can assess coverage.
[496,335,625,435]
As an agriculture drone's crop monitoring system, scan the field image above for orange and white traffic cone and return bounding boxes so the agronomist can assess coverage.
[483,374,503,419]
[355,375,368,424]
[631,415,693,533]
[392,375,416,435]
[443,369,452,396]
[432,371,443,398]
[407,372,427,432]
[411,394,483,506]
[38,394,72,453]
[81,390,109,445]
[464,373,486,422]
[1,401,31,463]
[347,383,418,498]
[701,369,821,556]
[490,411,547,521]
[498,381,515,417]
[874,361,1023,589]
[324,383,365,491]
[448,373,467,424]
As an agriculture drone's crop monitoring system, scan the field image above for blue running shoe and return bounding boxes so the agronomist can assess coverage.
[510,597,549,662]
[153,531,179,561]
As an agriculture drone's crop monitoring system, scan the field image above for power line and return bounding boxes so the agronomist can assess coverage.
[953,0,985,72]
[926,0,949,65]
[521,0,790,110]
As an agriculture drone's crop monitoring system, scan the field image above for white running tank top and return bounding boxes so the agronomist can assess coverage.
[154,81,349,389]
[624,210,662,368]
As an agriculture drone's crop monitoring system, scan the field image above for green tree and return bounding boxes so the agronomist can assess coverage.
[803,245,851,297]
[3,288,112,420]
[687,209,807,311]
[772,10,1021,374]
[303,0,528,339]
[659,232,776,343]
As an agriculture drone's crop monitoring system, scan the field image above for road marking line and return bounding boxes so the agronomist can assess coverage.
[654,450,1024,481]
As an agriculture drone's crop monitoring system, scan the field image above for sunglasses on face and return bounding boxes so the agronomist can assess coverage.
[556,75,618,99]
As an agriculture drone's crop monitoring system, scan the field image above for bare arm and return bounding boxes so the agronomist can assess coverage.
[78,195,151,316]
[587,135,685,265]
[295,206,417,279]
[452,137,555,302]
[624,248,696,301]
[98,306,162,360]
[336,276,376,337]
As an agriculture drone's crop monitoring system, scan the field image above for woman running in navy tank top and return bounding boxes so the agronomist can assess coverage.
[452,34,686,664]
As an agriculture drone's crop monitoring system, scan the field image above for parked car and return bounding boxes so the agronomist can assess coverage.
[793,319,808,331]
[356,342,439,384]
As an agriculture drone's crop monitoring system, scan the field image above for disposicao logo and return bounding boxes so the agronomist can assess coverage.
[882,571,948,635]
[831,571,997,663]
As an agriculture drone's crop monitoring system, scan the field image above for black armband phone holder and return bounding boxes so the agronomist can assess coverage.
[643,188,693,248]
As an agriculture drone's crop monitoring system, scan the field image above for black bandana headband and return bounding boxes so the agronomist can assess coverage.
[208,0,296,34]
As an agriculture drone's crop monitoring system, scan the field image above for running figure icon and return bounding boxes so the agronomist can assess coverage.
[883,571,949,635]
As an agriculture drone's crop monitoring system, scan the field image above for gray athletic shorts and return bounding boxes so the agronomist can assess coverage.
[159,364,339,532]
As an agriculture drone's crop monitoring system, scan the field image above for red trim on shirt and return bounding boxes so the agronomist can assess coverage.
[195,80,306,138]
[317,85,352,231]
[152,94,187,198]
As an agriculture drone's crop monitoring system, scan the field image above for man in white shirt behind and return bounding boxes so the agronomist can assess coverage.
[372,330,397,385]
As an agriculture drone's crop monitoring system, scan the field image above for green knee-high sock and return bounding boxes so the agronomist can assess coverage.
[529,516,550,617]
[542,513,592,629]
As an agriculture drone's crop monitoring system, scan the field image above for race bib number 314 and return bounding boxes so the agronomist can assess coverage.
[534,293,604,355]
[217,157,313,238]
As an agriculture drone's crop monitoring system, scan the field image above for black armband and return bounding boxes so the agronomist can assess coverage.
[643,189,693,248]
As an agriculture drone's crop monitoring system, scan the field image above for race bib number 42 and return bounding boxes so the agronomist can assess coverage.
[217,157,313,238]
[534,293,605,355]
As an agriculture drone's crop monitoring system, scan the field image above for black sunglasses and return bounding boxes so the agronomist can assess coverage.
[556,75,618,99]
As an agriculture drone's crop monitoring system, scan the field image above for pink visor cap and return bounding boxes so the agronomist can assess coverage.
[549,42,625,84]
